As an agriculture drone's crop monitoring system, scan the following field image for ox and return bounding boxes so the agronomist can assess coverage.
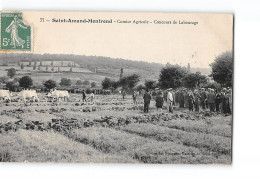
[19,90,39,102]
[0,90,12,102]
[47,90,69,102]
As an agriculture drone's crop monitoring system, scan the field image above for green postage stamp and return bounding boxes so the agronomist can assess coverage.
[0,12,31,50]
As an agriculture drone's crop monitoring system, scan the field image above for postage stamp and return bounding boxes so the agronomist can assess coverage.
[0,12,31,50]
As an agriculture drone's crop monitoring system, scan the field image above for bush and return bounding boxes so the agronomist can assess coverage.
[102,77,112,89]
[60,78,71,87]
[76,80,82,86]
[91,82,96,88]
[145,80,158,90]
[0,76,10,84]
[5,81,18,92]
[43,80,56,90]
[19,76,33,89]
[83,80,90,85]
[7,68,16,78]
[118,74,140,89]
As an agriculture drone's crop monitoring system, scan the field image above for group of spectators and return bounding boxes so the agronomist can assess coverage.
[139,87,232,114]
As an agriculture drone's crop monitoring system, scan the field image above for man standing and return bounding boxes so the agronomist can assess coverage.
[215,90,221,112]
[155,91,164,112]
[200,88,207,110]
[82,90,86,102]
[132,90,138,106]
[219,90,225,113]
[143,89,151,113]
[167,88,174,113]
[207,89,216,112]
[122,89,126,99]
[179,89,185,108]
[194,89,201,112]
[227,89,232,114]
[187,90,194,111]
[184,89,189,108]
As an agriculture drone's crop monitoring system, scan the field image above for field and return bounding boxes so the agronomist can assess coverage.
[0,64,159,87]
[0,93,232,164]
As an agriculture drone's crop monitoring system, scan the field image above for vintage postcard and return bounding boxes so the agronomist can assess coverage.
[0,11,233,164]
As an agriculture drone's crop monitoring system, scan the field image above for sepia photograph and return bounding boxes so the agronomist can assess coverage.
[0,11,233,164]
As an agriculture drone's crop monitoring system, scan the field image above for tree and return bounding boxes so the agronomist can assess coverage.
[102,77,113,89]
[21,63,24,69]
[201,81,221,90]
[7,68,16,78]
[118,74,140,89]
[111,80,119,89]
[210,51,233,87]
[43,79,56,90]
[60,78,72,87]
[127,74,140,89]
[182,72,208,89]
[136,84,145,91]
[76,80,82,85]
[6,81,18,92]
[83,80,90,85]
[91,82,96,88]
[19,76,33,89]
[145,80,158,90]
[118,76,128,89]
[159,65,188,89]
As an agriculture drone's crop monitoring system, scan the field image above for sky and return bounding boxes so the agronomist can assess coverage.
[18,11,233,68]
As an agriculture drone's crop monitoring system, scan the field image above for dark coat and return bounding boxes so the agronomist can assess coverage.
[207,92,216,103]
[143,92,151,103]
[155,95,164,108]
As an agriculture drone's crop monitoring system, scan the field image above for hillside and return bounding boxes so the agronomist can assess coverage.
[0,53,211,87]
[0,53,163,72]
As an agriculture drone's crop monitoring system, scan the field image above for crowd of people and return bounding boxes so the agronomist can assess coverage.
[139,87,232,114]
[80,87,232,115]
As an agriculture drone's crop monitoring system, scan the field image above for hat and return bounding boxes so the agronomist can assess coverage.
[168,88,172,91]
[155,88,159,90]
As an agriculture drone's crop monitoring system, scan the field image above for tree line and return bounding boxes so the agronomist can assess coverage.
[101,51,233,91]
[1,69,97,92]
[0,53,163,73]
